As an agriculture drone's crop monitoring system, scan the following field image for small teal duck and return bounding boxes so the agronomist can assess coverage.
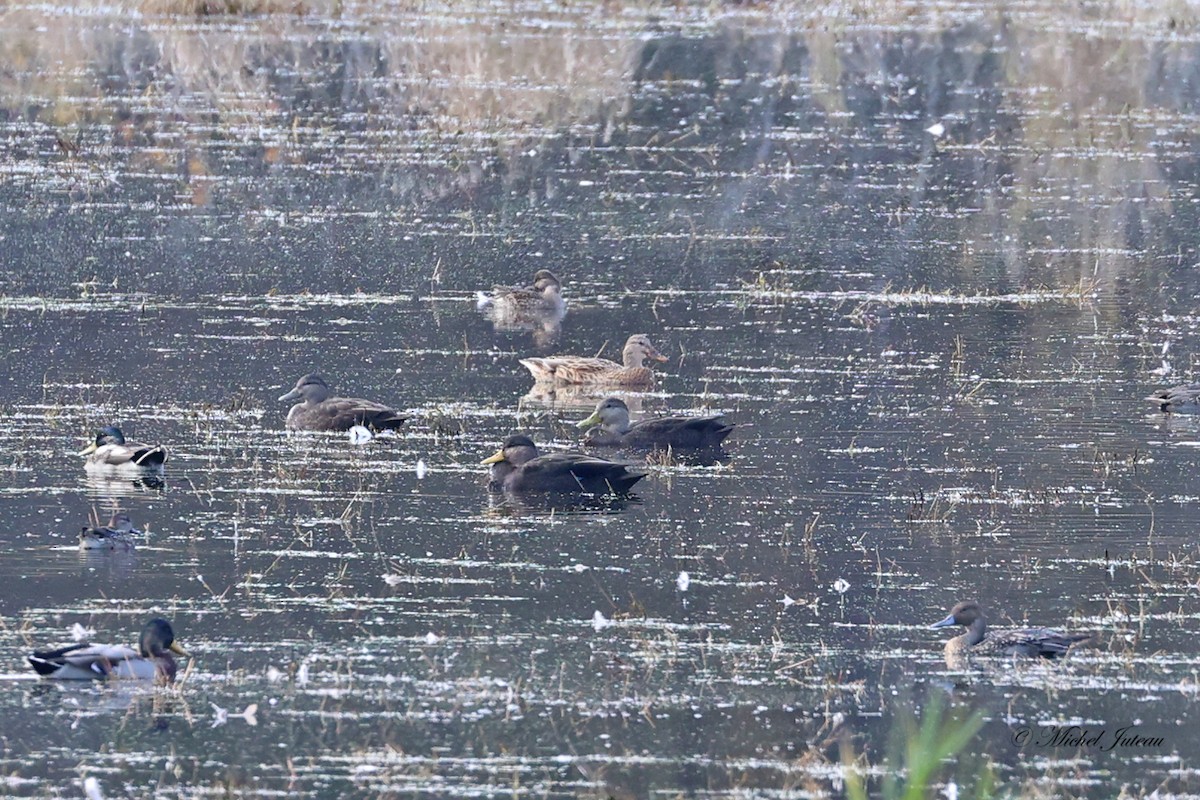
[481,434,646,494]
[28,618,189,682]
[79,512,140,551]
[79,426,166,469]
[279,374,406,432]
[519,334,667,388]
[577,397,734,449]
[931,601,1090,660]
[481,270,566,318]
[1147,382,1200,414]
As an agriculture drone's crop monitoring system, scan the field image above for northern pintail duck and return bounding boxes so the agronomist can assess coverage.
[481,434,646,494]
[1147,382,1200,414]
[28,618,189,682]
[519,334,668,388]
[79,426,166,469]
[278,374,406,432]
[576,397,734,449]
[931,601,1090,660]
[79,512,140,551]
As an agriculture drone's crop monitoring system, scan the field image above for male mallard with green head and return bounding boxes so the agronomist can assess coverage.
[28,618,189,682]
[79,426,166,469]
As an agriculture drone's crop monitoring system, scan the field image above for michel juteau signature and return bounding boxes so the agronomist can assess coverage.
[1012,725,1164,751]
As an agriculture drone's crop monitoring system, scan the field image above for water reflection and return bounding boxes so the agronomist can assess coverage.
[0,0,1199,796]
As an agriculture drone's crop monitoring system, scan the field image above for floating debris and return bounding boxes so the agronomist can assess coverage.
[676,571,691,592]
[348,426,373,445]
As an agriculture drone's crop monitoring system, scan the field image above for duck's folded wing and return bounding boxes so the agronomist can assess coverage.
[316,398,406,431]
[630,416,734,446]
[29,643,140,678]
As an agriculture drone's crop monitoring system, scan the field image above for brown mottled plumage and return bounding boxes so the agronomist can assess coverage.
[519,334,667,388]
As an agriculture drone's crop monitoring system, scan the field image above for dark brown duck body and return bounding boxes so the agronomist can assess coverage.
[482,434,645,495]
[577,398,733,449]
[931,600,1090,660]
[279,374,406,432]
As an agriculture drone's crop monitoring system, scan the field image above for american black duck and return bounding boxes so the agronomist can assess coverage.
[481,434,645,494]
[278,374,406,432]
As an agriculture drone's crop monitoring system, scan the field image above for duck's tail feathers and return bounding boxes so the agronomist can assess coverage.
[133,446,167,467]
[28,643,89,675]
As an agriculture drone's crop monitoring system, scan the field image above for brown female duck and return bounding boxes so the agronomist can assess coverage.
[482,270,566,318]
[577,398,734,449]
[519,334,668,388]
[278,374,406,432]
[931,601,1090,660]
[481,434,645,495]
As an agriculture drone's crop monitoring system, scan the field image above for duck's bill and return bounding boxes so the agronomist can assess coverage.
[930,615,956,629]
[650,350,669,363]
[278,389,302,403]
[576,413,602,429]
[169,642,190,657]
[77,443,98,456]
[480,450,506,465]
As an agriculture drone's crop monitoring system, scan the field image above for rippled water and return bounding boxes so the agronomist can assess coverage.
[2,1,1200,797]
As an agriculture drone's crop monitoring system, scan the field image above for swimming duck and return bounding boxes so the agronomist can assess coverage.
[79,426,166,469]
[79,512,140,551]
[481,270,566,318]
[278,374,406,432]
[576,397,734,449]
[481,434,646,494]
[28,618,189,682]
[519,334,668,388]
[931,601,1090,660]
[1147,382,1200,414]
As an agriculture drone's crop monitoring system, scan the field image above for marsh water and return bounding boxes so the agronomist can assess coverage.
[1,1,1199,797]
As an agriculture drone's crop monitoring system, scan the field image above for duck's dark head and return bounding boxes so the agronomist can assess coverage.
[577,397,630,432]
[532,270,561,295]
[79,425,125,455]
[931,600,984,629]
[279,374,331,404]
[139,618,188,659]
[481,434,540,467]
